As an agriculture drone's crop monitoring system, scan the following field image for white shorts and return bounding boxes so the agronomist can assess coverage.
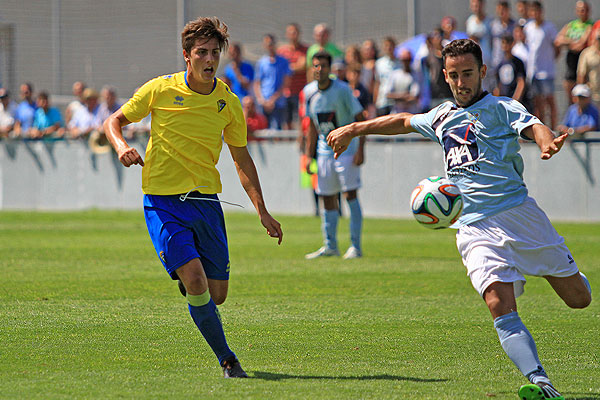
[456,197,579,298]
[316,154,361,196]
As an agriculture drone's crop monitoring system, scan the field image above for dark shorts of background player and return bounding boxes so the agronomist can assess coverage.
[285,94,299,126]
[143,192,230,281]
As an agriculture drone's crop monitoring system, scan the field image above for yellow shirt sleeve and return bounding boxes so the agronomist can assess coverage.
[121,78,156,123]
[223,91,248,147]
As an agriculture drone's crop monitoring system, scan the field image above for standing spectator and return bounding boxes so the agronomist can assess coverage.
[306,23,344,75]
[490,1,516,69]
[223,43,254,102]
[30,91,64,139]
[13,82,36,137]
[587,19,600,47]
[511,24,529,65]
[96,85,122,125]
[555,1,593,105]
[242,95,268,140]
[515,0,530,27]
[466,0,493,65]
[359,39,378,93]
[423,29,453,108]
[254,34,291,130]
[0,88,16,137]
[578,29,600,107]
[277,23,308,130]
[493,34,528,107]
[346,62,371,115]
[65,81,86,126]
[387,49,421,114]
[557,84,599,138]
[524,1,558,129]
[303,50,365,260]
[373,36,401,116]
[440,16,469,47]
[68,88,101,138]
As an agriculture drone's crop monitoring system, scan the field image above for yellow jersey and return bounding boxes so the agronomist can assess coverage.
[121,72,247,195]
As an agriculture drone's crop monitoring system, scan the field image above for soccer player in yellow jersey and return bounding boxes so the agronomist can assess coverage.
[104,16,283,378]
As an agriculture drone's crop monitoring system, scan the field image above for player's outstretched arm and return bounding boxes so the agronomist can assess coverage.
[228,144,283,244]
[104,109,145,167]
[327,112,416,159]
[522,123,569,160]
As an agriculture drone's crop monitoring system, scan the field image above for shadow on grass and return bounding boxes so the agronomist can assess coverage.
[252,371,447,382]
[566,395,600,400]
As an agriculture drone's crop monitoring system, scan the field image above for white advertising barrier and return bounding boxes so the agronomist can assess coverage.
[1,137,598,221]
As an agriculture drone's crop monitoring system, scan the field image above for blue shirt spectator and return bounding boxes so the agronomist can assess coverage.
[557,84,599,137]
[224,43,254,101]
[253,34,291,129]
[31,91,64,138]
[14,82,36,135]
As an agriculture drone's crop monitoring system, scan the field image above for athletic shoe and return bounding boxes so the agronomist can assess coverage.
[342,246,362,259]
[221,357,248,378]
[518,383,564,400]
[177,280,186,297]
[305,246,339,259]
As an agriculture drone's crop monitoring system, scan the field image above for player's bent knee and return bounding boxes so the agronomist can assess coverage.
[566,292,591,309]
[212,294,227,305]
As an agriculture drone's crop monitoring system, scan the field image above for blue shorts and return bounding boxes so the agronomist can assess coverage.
[143,193,230,281]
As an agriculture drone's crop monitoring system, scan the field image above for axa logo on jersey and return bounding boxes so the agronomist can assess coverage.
[442,123,479,171]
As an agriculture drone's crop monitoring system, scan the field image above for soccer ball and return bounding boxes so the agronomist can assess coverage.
[409,176,463,229]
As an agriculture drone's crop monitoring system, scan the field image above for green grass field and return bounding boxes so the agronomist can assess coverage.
[0,211,598,399]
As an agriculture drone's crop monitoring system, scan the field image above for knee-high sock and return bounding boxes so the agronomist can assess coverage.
[347,198,362,250]
[187,291,234,364]
[494,311,550,384]
[323,209,339,250]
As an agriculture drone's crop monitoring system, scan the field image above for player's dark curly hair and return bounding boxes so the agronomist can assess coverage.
[181,16,229,54]
[442,39,483,69]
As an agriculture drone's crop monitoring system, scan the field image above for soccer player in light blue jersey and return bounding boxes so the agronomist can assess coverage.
[303,50,366,260]
[327,39,591,400]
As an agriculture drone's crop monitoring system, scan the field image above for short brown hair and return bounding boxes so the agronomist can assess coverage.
[442,39,483,69]
[181,16,229,54]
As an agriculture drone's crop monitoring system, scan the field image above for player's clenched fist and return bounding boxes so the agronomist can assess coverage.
[118,147,145,167]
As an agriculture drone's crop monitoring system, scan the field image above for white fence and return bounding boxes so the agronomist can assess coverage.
[2,136,599,222]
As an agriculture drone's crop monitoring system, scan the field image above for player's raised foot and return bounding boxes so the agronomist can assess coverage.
[177,280,186,296]
[221,357,248,378]
[305,246,339,259]
[342,246,362,259]
[518,383,564,400]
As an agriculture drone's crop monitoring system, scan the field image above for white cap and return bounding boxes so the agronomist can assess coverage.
[572,84,591,98]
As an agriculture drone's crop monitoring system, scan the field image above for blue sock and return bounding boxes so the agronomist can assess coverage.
[187,291,235,364]
[323,209,339,250]
[494,311,548,382]
[347,198,362,250]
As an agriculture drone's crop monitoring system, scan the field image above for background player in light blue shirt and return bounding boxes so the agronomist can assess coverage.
[327,39,591,400]
[303,50,365,260]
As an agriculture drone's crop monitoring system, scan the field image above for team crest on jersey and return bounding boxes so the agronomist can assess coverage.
[217,99,227,112]
[442,123,479,170]
[174,96,184,106]
[467,112,480,124]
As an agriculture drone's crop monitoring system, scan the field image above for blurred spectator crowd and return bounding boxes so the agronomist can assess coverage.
[2,0,599,143]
